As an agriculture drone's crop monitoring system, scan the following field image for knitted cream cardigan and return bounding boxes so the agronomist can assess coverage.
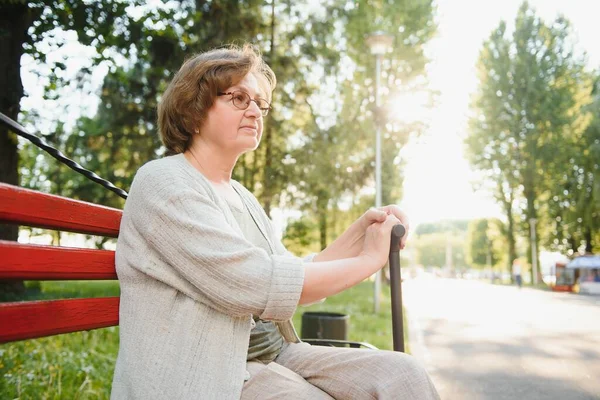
[111,154,307,399]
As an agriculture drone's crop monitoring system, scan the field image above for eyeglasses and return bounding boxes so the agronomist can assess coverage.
[217,91,271,117]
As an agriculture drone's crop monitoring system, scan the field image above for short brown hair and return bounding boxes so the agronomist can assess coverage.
[158,44,276,155]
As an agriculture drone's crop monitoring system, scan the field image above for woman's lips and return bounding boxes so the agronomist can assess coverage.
[240,126,257,133]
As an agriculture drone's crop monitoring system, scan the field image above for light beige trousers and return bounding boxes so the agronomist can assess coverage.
[241,342,440,400]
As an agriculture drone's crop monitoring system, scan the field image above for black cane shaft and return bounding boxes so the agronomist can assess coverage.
[389,252,404,352]
[390,224,406,352]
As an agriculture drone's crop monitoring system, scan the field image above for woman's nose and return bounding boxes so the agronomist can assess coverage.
[245,100,262,118]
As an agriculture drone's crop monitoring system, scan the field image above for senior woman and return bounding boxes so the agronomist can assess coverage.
[110,45,439,400]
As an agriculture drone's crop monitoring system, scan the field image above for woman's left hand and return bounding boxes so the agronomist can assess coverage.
[377,205,410,249]
[315,205,409,263]
[358,208,389,230]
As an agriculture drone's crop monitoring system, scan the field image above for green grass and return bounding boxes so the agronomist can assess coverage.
[1,281,121,399]
[22,281,121,300]
[293,281,409,352]
[1,327,119,399]
[1,280,406,398]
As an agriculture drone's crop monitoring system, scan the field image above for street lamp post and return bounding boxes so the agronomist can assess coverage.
[530,218,538,285]
[366,31,393,313]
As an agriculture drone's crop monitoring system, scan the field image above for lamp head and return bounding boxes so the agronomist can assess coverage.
[365,31,393,55]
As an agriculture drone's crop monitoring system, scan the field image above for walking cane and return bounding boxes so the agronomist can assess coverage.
[389,224,406,352]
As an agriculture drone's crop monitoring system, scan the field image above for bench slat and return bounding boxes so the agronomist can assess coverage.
[0,241,117,280]
[0,183,122,237]
[0,297,120,343]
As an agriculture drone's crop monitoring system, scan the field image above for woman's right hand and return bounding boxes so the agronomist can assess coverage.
[301,214,402,305]
[359,214,402,271]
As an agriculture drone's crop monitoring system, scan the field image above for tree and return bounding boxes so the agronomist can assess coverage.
[271,0,437,250]
[466,218,506,271]
[414,219,469,236]
[1,0,144,297]
[7,0,438,265]
[343,0,436,205]
[413,219,469,271]
[467,2,593,282]
[19,118,76,246]
[414,231,466,270]
[1,0,144,187]
[254,0,343,217]
[544,73,600,254]
[467,219,492,267]
[465,19,520,272]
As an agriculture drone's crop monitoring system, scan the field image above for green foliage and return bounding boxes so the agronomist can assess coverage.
[339,0,437,207]
[13,0,438,255]
[410,219,470,269]
[414,219,469,235]
[466,1,597,265]
[414,231,467,269]
[283,217,321,256]
[16,0,269,200]
[20,0,145,99]
[544,75,600,253]
[259,0,437,250]
[467,219,491,267]
[466,218,506,268]
[24,280,120,300]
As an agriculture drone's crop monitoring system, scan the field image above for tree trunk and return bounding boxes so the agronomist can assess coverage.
[250,147,258,193]
[584,229,593,254]
[569,236,578,253]
[319,210,327,251]
[0,1,26,197]
[317,195,328,251]
[262,123,273,217]
[241,153,249,188]
[261,0,277,217]
[0,3,31,299]
[501,188,517,282]
[524,192,539,284]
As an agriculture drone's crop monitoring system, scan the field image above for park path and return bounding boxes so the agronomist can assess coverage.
[403,277,600,400]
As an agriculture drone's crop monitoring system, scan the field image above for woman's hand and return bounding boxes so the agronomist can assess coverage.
[359,213,402,270]
[313,206,408,263]
[301,211,405,303]
[301,213,402,304]
[377,205,409,249]
[358,208,389,230]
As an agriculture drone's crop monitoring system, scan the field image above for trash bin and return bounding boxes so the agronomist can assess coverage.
[301,311,348,342]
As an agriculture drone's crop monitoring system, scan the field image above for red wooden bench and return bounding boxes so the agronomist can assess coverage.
[0,182,122,343]
[0,181,398,350]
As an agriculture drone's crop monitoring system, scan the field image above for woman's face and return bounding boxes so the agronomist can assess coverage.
[199,73,265,155]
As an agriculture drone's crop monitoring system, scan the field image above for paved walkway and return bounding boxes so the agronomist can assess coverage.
[403,278,600,400]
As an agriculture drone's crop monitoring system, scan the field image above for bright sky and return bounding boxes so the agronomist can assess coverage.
[400,0,600,227]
